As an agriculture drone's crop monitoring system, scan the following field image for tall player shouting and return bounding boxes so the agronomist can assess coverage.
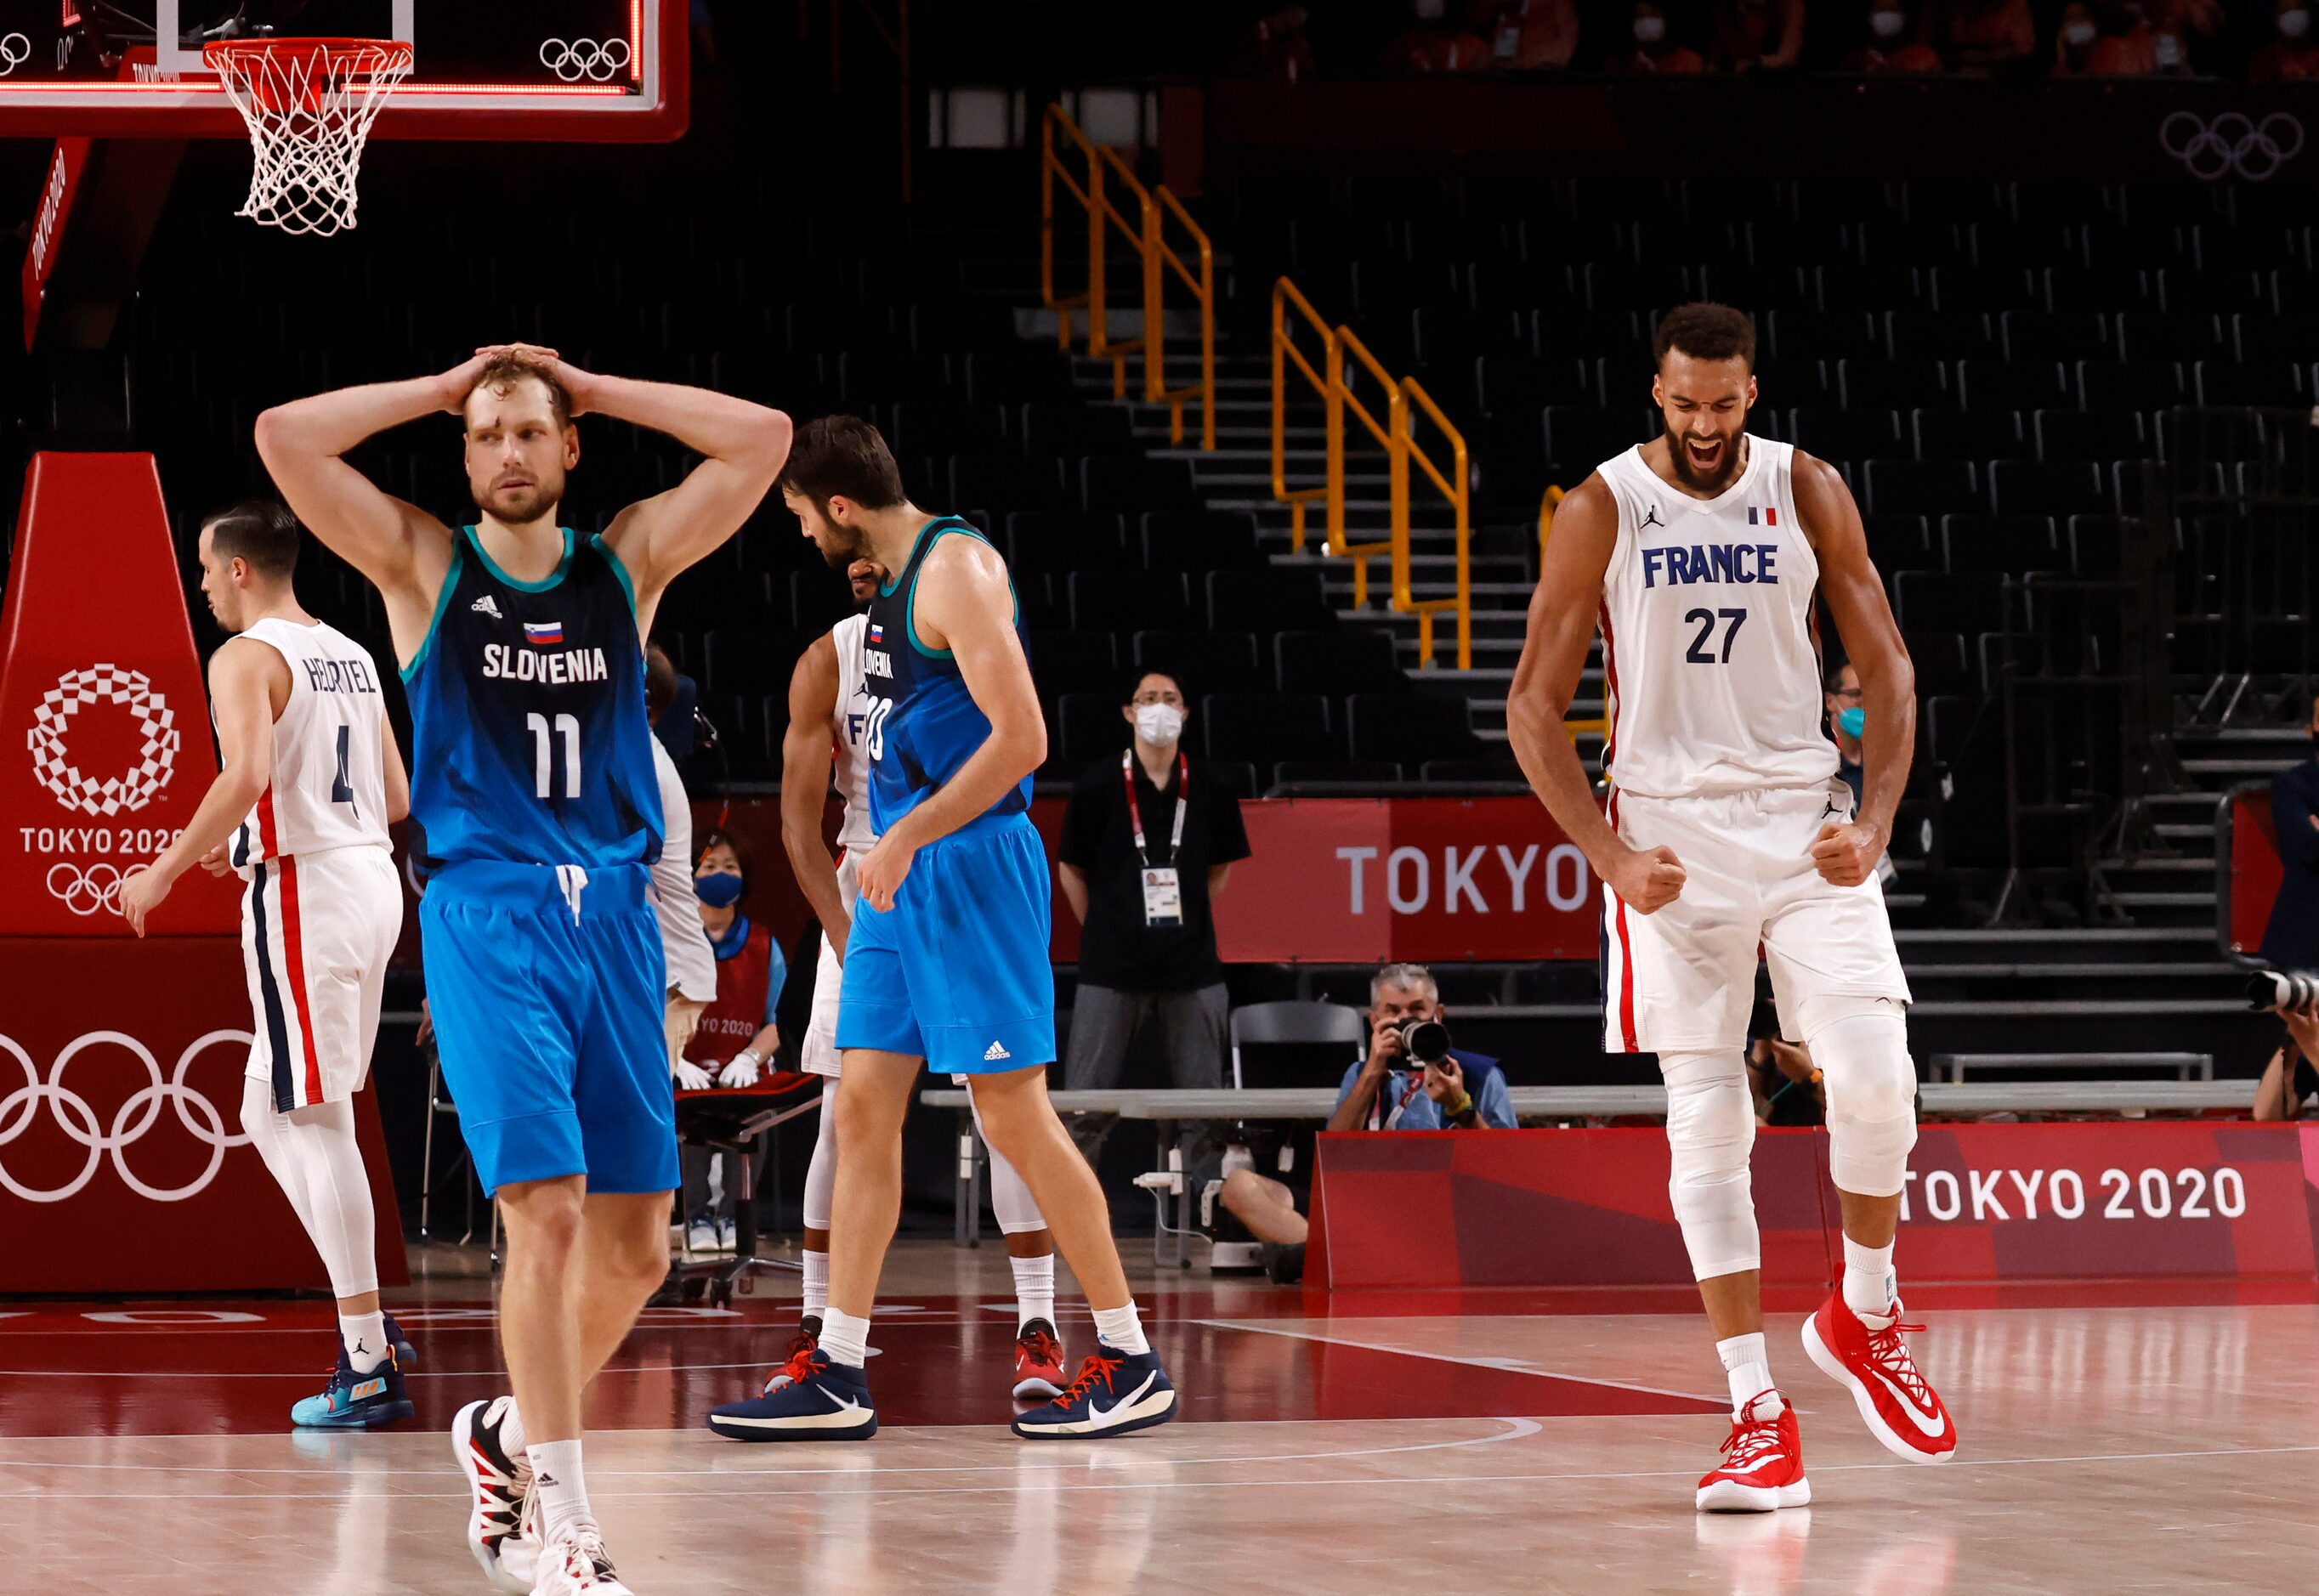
[1507,305,1955,1514]
[258,348,791,1595]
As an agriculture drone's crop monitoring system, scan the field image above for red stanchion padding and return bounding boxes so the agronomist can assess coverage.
[2229,788,2282,958]
[1312,1129,1837,1291]
[0,452,239,937]
[0,937,408,1293]
[1898,1122,2315,1282]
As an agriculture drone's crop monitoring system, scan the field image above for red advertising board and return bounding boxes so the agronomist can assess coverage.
[1313,1122,2319,1290]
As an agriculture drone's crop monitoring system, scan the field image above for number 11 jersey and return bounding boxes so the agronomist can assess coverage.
[400,525,663,875]
[1593,436,1839,801]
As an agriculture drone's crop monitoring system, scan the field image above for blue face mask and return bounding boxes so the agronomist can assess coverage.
[1837,706,1866,739]
[694,871,745,908]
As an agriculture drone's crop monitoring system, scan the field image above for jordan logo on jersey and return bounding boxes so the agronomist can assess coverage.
[1641,505,1665,531]
[1641,543,1780,589]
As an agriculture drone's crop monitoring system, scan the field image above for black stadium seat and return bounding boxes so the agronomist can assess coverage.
[1987,460,2110,518]
[1347,693,1483,766]
[1275,629,1406,695]
[1132,631,1265,696]
[1864,458,1978,517]
[1204,693,1335,765]
[1069,571,1192,633]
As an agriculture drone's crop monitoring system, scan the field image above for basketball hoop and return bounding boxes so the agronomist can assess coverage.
[204,38,413,238]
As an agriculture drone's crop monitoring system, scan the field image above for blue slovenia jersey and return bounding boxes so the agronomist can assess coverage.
[400,525,663,875]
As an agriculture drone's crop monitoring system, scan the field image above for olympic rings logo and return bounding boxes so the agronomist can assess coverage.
[45,861,148,917]
[0,32,30,77]
[539,37,632,83]
[28,665,179,818]
[0,1029,254,1203]
[2159,111,2305,184]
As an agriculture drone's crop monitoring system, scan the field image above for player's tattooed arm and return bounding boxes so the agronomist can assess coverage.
[1795,450,1915,888]
[781,633,852,959]
[1507,474,1687,914]
[116,639,284,936]
[854,536,1045,912]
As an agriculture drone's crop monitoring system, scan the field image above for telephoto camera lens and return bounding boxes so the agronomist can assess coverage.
[1396,1016,1453,1064]
[2245,971,2319,1013]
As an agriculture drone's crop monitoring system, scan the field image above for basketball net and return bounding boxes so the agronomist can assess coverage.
[204,39,413,238]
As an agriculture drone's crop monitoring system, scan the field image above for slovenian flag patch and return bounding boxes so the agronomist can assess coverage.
[523,621,564,647]
[868,622,885,643]
[1747,507,1778,526]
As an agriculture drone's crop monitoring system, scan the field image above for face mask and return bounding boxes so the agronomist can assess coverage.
[1870,8,1906,36]
[694,872,745,908]
[2153,33,2182,65]
[1837,706,1866,739]
[2063,19,2096,43]
[1634,14,1667,42]
[1134,703,1187,744]
[2284,8,2311,37]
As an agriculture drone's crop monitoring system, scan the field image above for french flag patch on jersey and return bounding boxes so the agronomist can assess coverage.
[523,621,564,647]
[1747,507,1778,527]
[868,622,885,643]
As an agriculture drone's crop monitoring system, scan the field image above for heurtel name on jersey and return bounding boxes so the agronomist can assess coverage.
[298,655,383,695]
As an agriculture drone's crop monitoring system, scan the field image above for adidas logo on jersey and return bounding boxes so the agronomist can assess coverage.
[470,595,503,618]
[984,1041,1012,1061]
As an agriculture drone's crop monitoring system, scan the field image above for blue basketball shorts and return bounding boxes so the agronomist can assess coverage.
[419,859,678,1197]
[836,812,1057,1076]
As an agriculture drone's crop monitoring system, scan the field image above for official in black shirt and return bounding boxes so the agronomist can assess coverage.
[1058,671,1251,1100]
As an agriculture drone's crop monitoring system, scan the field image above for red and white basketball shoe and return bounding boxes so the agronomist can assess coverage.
[1801,1284,1958,1463]
[1697,1390,1811,1513]
[1012,1319,1068,1401]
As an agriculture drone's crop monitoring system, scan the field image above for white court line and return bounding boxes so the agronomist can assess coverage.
[1193,1316,1733,1406]
[9,1440,2318,1503]
[0,1416,1544,1478]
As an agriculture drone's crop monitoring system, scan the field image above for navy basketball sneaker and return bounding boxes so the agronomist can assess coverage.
[290,1342,413,1429]
[1011,1344,1176,1440]
[382,1311,417,1370]
[706,1344,877,1440]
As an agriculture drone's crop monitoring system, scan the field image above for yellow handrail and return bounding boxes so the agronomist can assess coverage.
[1269,275,1474,670]
[1040,105,1215,448]
[1537,484,1605,742]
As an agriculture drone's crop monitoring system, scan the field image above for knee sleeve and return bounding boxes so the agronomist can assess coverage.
[969,1095,1048,1236]
[1796,993,1917,1198]
[1660,1050,1761,1281]
[802,1092,838,1232]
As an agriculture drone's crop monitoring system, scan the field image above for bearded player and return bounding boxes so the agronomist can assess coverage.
[1506,304,1955,1514]
[258,348,791,1594]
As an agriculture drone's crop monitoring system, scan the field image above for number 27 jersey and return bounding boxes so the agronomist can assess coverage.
[400,525,664,875]
[1593,436,1838,801]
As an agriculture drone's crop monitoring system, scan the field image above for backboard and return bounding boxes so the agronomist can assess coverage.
[0,2,686,141]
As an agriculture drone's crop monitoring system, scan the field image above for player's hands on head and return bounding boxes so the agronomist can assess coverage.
[472,342,593,416]
[674,1059,714,1092]
[437,350,498,412]
[1809,821,1883,888]
[112,863,170,938]
[856,834,917,914]
[1608,843,1687,914]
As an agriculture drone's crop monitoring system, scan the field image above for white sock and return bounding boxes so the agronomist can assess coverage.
[1011,1254,1056,1330]
[1091,1301,1149,1356]
[340,1310,388,1373]
[1842,1236,1897,1317]
[495,1395,528,1458]
[526,1440,590,1541]
[802,1250,830,1321]
[819,1306,870,1367]
[1716,1331,1773,1413]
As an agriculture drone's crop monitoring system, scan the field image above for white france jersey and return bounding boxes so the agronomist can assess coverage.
[830,612,879,852]
[1594,437,1839,801]
[231,617,392,869]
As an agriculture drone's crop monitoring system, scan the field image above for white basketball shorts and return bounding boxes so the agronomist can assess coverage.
[1600,778,1910,1055]
[241,844,402,1110]
[800,851,862,1078]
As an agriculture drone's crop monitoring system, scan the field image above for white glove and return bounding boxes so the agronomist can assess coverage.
[674,1060,714,1091]
[717,1050,763,1089]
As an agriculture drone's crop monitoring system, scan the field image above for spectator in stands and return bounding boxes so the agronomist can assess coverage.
[1921,0,2037,71]
[1059,670,1250,1106]
[2056,1,2162,73]
[678,829,786,1252]
[1233,5,1317,79]
[1219,963,1513,1282]
[1477,0,1583,68]
[2249,0,2319,78]
[1844,0,1947,68]
[1384,0,1494,70]
[1605,0,1708,69]
[1828,660,1866,809]
[2259,695,2319,973]
[1710,0,1807,69]
[2254,1010,2319,1119]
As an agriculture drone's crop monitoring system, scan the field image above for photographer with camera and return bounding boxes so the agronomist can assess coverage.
[2246,971,2319,1120]
[1329,963,1517,1132]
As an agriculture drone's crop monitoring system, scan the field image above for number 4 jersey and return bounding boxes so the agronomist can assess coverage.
[230,616,393,868]
[400,525,663,875]
[1593,436,1840,801]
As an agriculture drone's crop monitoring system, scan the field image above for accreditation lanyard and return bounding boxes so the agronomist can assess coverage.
[1123,750,1190,925]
